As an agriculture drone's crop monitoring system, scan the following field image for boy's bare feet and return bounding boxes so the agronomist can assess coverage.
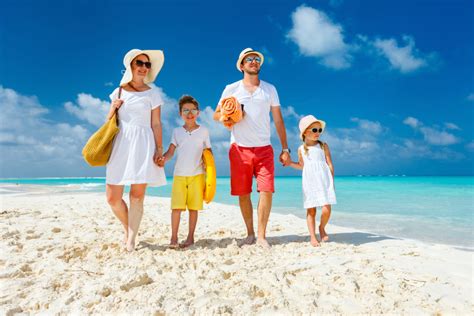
[256,238,271,249]
[319,225,329,242]
[169,238,179,249]
[310,236,321,247]
[238,235,256,247]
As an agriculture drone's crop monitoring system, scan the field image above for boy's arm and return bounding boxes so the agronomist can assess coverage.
[289,148,304,170]
[163,144,176,164]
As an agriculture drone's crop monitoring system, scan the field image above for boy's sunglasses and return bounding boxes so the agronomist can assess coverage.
[244,56,262,64]
[135,60,152,69]
[182,109,198,115]
[310,128,323,133]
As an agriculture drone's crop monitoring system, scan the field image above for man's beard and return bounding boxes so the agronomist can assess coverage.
[244,68,260,75]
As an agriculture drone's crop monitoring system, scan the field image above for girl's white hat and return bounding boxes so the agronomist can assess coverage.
[120,49,164,86]
[299,115,326,140]
[236,48,264,72]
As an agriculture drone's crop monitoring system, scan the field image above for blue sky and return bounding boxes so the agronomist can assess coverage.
[1,0,473,177]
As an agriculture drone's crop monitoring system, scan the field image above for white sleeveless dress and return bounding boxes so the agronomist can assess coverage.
[106,87,167,187]
[300,144,337,208]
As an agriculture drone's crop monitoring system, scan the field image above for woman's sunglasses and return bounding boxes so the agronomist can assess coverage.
[182,109,199,115]
[310,128,323,133]
[135,60,152,69]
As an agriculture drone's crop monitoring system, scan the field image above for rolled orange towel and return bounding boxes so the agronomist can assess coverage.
[217,96,243,129]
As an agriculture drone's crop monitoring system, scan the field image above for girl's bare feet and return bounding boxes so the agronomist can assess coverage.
[126,238,136,252]
[179,238,194,248]
[310,236,321,247]
[256,238,271,249]
[319,225,329,242]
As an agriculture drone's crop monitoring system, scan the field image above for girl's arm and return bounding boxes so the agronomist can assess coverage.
[324,143,335,178]
[213,104,221,121]
[151,107,163,161]
[289,148,304,170]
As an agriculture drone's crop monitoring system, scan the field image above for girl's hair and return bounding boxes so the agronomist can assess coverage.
[302,135,324,156]
[178,95,199,112]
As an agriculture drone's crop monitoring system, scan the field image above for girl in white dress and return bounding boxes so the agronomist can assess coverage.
[289,115,336,247]
[106,49,166,252]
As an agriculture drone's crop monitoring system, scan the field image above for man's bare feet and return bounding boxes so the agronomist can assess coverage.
[238,235,256,247]
[310,236,321,247]
[256,238,271,249]
[179,238,194,248]
[169,238,179,249]
[319,225,329,242]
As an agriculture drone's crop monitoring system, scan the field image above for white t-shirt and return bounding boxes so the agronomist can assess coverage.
[219,80,280,147]
[171,126,211,176]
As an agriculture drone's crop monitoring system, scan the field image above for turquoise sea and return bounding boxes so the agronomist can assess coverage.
[1,176,473,249]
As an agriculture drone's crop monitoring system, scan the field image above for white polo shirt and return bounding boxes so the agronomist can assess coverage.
[219,80,280,147]
[171,126,211,176]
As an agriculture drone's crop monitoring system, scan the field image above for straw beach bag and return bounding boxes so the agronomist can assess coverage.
[82,87,122,166]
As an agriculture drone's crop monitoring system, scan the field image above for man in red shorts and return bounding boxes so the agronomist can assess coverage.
[214,48,291,248]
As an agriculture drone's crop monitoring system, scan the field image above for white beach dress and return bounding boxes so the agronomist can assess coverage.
[106,87,166,186]
[300,144,337,208]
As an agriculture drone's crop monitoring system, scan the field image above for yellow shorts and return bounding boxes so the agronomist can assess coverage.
[171,174,205,211]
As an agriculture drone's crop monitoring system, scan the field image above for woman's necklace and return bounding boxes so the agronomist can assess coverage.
[128,82,146,92]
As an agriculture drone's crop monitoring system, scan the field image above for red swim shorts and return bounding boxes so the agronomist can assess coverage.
[229,143,275,196]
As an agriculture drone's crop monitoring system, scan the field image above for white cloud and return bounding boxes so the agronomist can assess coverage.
[350,117,383,134]
[281,106,304,121]
[0,86,89,177]
[287,5,351,69]
[444,122,460,130]
[467,93,474,102]
[403,116,460,146]
[373,36,428,73]
[466,141,474,152]
[403,116,420,128]
[65,93,110,127]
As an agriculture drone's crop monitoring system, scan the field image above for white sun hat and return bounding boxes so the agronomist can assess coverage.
[298,115,326,140]
[120,49,164,86]
[235,47,264,72]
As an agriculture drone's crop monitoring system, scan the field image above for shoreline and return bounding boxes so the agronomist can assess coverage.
[1,183,472,251]
[1,190,472,314]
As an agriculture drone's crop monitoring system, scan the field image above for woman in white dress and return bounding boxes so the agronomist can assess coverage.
[289,115,336,247]
[106,49,167,252]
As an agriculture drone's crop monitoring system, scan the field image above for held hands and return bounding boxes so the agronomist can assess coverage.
[279,151,291,166]
[154,149,165,167]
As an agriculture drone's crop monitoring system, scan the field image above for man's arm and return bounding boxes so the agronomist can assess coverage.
[271,106,291,166]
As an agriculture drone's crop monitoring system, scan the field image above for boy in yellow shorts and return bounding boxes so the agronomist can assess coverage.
[160,95,212,248]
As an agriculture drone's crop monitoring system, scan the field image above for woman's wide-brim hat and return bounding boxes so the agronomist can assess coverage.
[120,49,164,86]
[299,115,326,140]
[236,47,264,72]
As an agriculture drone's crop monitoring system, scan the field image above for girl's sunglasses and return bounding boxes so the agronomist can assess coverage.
[182,109,198,115]
[310,128,323,133]
[135,60,152,69]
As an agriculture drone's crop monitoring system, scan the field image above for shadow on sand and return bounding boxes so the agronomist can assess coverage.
[137,231,398,251]
[268,232,398,246]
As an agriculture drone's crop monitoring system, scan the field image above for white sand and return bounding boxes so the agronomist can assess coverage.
[1,186,472,315]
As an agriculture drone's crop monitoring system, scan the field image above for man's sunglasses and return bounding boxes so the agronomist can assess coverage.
[310,128,323,133]
[135,60,152,69]
[182,109,199,115]
[244,56,262,64]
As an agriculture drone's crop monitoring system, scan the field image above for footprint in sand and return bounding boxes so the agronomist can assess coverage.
[120,273,153,291]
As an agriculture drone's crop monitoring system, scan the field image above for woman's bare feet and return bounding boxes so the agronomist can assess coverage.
[319,225,329,242]
[238,235,256,247]
[125,238,136,252]
[310,236,321,247]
